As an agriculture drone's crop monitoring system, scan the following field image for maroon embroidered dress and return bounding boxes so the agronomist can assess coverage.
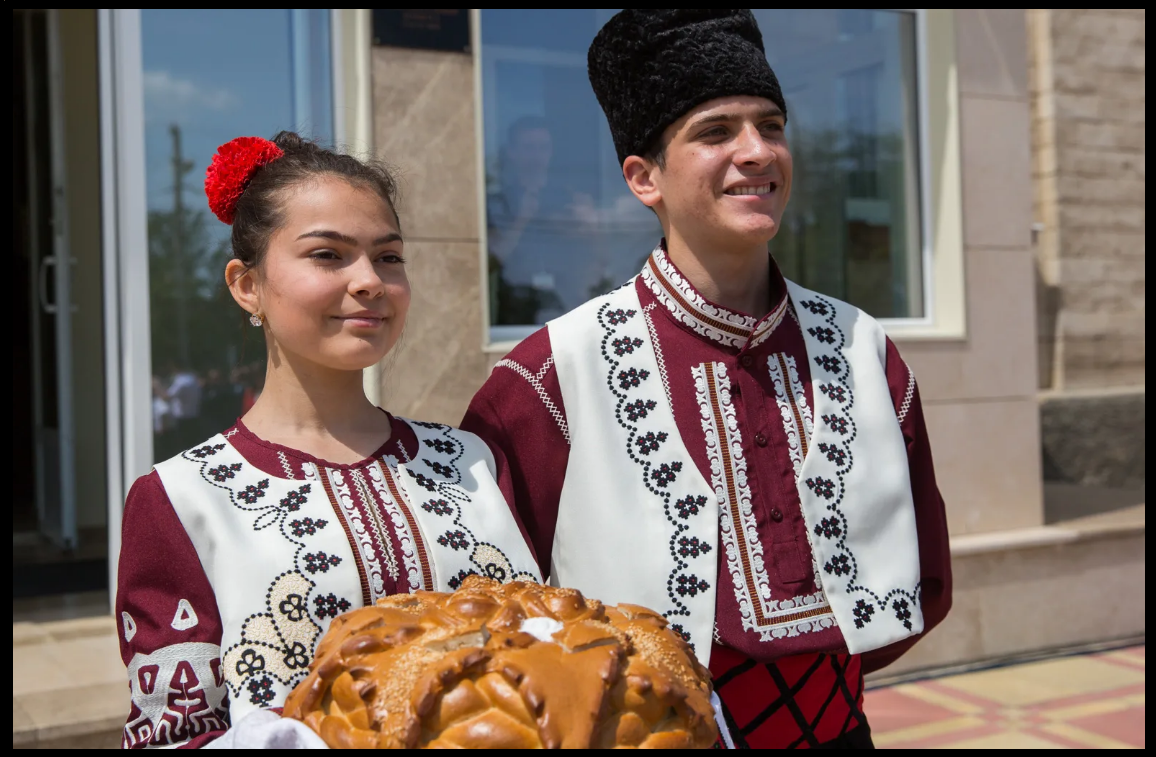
[116,416,536,748]
[461,246,952,748]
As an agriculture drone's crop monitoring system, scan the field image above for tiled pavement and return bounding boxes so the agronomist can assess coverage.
[864,645,1146,749]
[11,610,1144,749]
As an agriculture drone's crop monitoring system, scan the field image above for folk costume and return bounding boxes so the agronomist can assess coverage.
[115,416,539,748]
[116,138,539,749]
[461,10,951,749]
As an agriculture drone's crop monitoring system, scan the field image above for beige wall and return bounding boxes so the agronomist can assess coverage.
[373,10,1046,537]
[372,46,492,425]
[1029,9,1146,391]
[895,10,1043,535]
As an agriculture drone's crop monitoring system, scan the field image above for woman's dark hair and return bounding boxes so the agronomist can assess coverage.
[231,131,401,270]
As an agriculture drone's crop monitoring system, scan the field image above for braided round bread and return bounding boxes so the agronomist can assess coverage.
[282,576,717,748]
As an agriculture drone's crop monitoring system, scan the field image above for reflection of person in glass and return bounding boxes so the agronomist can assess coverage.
[115,133,539,748]
[488,116,597,324]
[463,9,950,749]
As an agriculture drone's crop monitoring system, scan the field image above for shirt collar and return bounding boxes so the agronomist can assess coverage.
[640,241,791,351]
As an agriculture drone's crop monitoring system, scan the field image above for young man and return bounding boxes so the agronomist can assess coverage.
[462,9,951,749]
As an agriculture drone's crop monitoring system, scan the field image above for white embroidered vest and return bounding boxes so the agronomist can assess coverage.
[154,420,539,723]
[548,280,922,665]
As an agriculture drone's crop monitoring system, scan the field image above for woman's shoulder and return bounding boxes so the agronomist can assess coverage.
[393,417,498,467]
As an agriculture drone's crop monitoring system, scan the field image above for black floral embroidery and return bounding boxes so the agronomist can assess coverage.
[806,476,837,500]
[421,499,453,516]
[669,623,692,644]
[624,399,657,422]
[410,420,443,430]
[817,442,847,466]
[280,484,311,512]
[651,461,683,488]
[606,308,637,325]
[437,530,469,551]
[237,479,271,504]
[409,423,537,589]
[235,649,265,676]
[596,298,710,633]
[798,299,830,316]
[814,354,843,374]
[617,367,650,389]
[482,562,508,582]
[674,574,710,597]
[675,495,707,519]
[634,431,668,455]
[814,517,843,539]
[279,594,307,621]
[823,414,849,435]
[407,470,437,492]
[611,337,644,356]
[852,599,875,629]
[798,292,922,635]
[190,443,226,459]
[892,599,913,630]
[448,569,479,590]
[423,438,457,455]
[824,553,852,576]
[819,382,848,404]
[424,460,454,478]
[303,551,341,574]
[677,536,711,559]
[313,593,352,619]
[283,641,310,670]
[208,463,243,482]
[247,676,276,706]
[288,517,326,537]
[807,326,837,344]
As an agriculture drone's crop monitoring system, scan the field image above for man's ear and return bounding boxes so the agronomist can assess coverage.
[623,155,662,209]
[225,259,261,318]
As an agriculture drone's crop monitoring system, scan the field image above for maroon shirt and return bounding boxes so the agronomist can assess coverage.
[462,245,951,747]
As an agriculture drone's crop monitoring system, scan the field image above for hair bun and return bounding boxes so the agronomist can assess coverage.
[271,130,312,154]
[204,136,285,224]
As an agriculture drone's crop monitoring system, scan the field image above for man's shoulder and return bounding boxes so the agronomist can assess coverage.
[497,326,553,368]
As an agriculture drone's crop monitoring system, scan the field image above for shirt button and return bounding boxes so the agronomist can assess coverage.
[740,354,754,368]
[770,508,784,523]
[755,432,768,447]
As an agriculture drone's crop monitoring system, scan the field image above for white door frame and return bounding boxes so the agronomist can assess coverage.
[98,8,153,606]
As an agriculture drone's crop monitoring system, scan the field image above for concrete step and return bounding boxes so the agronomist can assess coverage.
[868,504,1146,683]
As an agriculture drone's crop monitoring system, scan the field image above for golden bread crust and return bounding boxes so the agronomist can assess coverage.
[282,577,717,748]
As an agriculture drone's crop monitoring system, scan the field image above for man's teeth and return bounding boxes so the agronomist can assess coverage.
[726,184,773,196]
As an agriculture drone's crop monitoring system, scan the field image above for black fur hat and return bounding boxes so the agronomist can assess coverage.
[588,9,786,165]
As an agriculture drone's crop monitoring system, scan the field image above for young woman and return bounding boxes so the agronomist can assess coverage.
[116,133,540,749]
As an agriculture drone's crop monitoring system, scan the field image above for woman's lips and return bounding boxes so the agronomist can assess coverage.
[336,314,385,328]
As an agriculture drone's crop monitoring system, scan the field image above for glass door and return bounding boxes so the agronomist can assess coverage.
[100,12,340,587]
[19,9,78,551]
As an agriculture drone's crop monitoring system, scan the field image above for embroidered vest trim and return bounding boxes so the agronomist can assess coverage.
[782,283,923,651]
[549,284,721,664]
[548,278,923,662]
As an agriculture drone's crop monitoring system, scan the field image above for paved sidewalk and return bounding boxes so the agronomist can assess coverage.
[864,645,1146,749]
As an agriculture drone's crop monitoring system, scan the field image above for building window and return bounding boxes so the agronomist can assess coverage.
[140,9,334,462]
[479,9,926,343]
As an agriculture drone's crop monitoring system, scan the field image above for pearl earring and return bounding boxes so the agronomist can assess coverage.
[249,312,264,327]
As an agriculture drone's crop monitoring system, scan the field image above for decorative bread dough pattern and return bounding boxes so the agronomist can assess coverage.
[283,576,718,749]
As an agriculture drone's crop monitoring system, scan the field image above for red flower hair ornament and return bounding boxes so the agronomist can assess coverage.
[204,137,285,225]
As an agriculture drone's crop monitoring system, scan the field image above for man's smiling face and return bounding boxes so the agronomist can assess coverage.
[640,95,793,247]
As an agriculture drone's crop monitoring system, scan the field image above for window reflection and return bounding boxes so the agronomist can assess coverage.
[755,9,923,319]
[481,8,924,332]
[482,10,661,335]
[141,9,332,462]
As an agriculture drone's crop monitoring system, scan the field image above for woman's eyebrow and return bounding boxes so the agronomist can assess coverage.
[296,230,403,245]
